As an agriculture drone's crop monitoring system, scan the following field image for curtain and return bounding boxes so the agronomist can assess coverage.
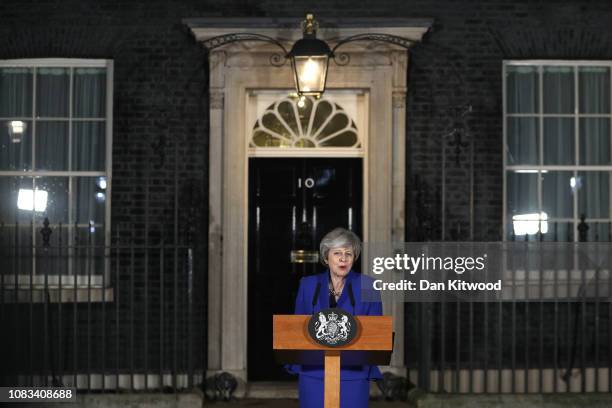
[507,66,538,113]
[580,118,610,165]
[579,171,609,219]
[75,177,105,226]
[0,69,33,171]
[507,172,538,213]
[36,121,68,170]
[33,176,69,225]
[542,171,573,218]
[544,118,574,165]
[543,66,574,114]
[0,68,32,116]
[579,67,610,114]
[73,122,105,171]
[73,68,106,118]
[579,68,610,166]
[0,121,31,171]
[507,117,538,165]
[578,68,611,240]
[36,67,69,117]
[506,66,538,165]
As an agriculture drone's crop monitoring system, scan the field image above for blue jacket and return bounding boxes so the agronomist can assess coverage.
[287,270,384,380]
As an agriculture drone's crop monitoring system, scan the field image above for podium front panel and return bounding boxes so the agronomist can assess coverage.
[273,315,393,352]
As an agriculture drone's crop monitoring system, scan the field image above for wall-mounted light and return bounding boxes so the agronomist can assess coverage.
[514,169,548,174]
[512,212,548,236]
[8,120,26,143]
[17,188,48,212]
[95,177,107,202]
[97,177,107,190]
[202,13,417,98]
[286,14,332,97]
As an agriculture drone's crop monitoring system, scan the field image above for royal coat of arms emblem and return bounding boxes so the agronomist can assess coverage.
[307,308,358,347]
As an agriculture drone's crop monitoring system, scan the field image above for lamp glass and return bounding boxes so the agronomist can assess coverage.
[17,188,48,212]
[292,55,328,96]
[8,120,26,143]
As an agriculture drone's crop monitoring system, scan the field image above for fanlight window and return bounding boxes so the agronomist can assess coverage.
[250,96,360,148]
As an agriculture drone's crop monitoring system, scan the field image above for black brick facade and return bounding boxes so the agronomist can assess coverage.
[3,0,612,247]
[2,0,612,388]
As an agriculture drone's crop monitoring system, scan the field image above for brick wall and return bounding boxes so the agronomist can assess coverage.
[3,0,612,244]
[2,0,612,384]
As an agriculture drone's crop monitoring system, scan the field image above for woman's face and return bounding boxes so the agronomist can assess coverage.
[327,246,354,279]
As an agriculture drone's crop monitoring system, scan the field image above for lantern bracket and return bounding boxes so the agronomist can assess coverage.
[199,20,420,96]
[203,33,290,66]
[330,33,418,66]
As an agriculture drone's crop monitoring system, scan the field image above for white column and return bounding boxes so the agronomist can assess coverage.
[388,51,408,375]
[220,78,248,386]
[207,50,225,374]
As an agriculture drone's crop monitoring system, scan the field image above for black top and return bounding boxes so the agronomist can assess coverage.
[328,271,339,308]
[329,292,337,308]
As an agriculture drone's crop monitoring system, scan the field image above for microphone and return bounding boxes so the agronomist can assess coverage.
[347,282,355,314]
[312,282,321,312]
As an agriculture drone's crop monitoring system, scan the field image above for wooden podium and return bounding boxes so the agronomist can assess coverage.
[273,314,393,408]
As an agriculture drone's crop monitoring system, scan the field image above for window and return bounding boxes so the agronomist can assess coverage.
[251,95,360,148]
[504,61,612,242]
[247,91,367,158]
[0,59,113,285]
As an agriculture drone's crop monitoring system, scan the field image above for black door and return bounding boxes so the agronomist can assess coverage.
[247,158,362,381]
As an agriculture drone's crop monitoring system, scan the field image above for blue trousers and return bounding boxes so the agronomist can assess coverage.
[298,374,369,408]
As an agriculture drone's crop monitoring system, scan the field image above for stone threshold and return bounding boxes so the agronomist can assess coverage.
[416,393,612,408]
[245,381,298,399]
[244,381,383,399]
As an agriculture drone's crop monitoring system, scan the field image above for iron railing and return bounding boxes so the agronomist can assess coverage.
[0,222,206,392]
[407,220,612,393]
[3,215,611,394]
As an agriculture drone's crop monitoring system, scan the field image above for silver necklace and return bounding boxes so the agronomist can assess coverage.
[328,280,344,297]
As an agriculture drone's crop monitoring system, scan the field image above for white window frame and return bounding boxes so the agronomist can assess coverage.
[503,60,612,242]
[0,58,113,288]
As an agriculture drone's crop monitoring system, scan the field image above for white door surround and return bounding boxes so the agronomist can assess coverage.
[185,17,431,388]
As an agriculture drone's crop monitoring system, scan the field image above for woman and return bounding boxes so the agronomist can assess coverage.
[287,227,383,408]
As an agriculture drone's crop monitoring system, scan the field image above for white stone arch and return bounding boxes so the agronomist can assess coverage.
[186,16,431,394]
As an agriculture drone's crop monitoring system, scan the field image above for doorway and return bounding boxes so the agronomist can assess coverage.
[247,157,362,381]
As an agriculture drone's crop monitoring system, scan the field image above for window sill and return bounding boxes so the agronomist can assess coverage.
[2,287,114,303]
[2,274,105,287]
